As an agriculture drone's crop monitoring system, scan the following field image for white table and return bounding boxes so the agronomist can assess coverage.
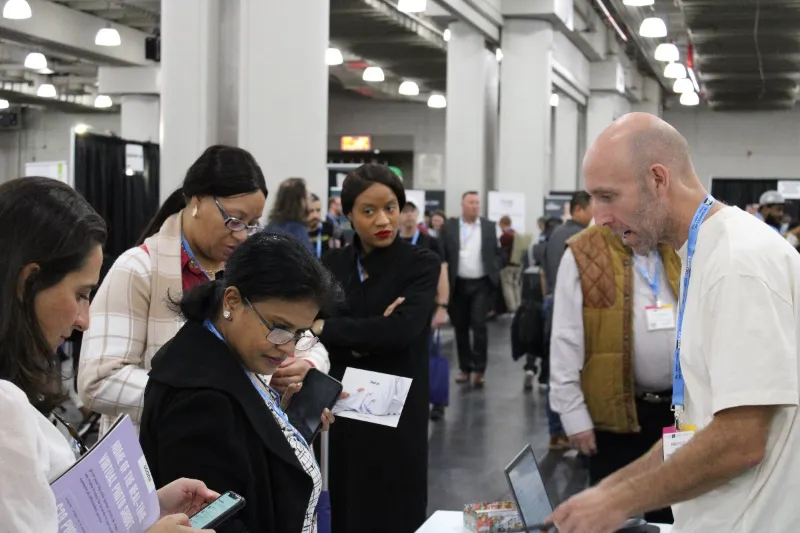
[416,511,673,532]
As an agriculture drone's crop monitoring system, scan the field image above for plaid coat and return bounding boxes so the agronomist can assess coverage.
[78,212,330,436]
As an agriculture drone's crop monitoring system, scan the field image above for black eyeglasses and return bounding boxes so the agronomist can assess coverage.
[244,298,318,351]
[214,197,261,236]
[52,411,89,456]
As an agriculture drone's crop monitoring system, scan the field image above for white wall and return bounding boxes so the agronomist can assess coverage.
[0,108,120,182]
[328,95,446,189]
[665,107,800,189]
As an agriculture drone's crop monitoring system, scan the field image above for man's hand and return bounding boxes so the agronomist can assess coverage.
[550,486,629,533]
[270,358,312,394]
[431,306,449,328]
[569,429,597,456]
[156,478,218,519]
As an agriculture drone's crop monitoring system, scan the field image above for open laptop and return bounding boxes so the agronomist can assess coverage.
[504,444,555,532]
[504,444,655,533]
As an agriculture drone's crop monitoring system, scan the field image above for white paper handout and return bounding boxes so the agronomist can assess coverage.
[332,368,413,428]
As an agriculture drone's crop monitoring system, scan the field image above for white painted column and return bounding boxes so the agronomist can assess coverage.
[444,22,499,216]
[238,0,329,216]
[160,0,220,203]
[498,20,554,233]
[553,95,580,192]
[121,96,160,144]
[631,76,663,117]
[586,92,631,149]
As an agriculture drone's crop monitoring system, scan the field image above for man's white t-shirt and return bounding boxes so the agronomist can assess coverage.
[672,206,800,532]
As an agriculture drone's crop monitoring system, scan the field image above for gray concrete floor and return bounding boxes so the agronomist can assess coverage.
[427,316,588,515]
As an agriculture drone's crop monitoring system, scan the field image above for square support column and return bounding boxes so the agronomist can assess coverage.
[238,0,330,216]
[160,0,220,203]
[444,22,500,216]
[498,20,554,232]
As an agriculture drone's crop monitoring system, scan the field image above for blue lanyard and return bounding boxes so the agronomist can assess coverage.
[411,229,420,246]
[633,252,661,304]
[356,256,366,282]
[181,234,212,281]
[244,372,309,448]
[672,195,716,421]
[460,218,477,247]
[203,320,309,448]
[315,224,323,259]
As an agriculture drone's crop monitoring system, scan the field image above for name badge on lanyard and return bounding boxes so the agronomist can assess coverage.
[662,194,715,459]
[634,252,675,331]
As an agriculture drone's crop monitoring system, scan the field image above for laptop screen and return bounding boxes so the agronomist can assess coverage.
[505,445,553,529]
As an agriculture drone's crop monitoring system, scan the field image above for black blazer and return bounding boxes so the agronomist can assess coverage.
[140,321,313,533]
[438,217,502,291]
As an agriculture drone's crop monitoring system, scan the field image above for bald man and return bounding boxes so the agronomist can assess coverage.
[549,113,800,533]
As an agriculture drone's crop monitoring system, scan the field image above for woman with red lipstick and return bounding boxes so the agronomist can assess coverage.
[79,146,332,438]
[140,233,342,533]
[309,163,440,533]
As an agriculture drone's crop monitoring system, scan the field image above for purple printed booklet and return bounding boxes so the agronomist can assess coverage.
[50,415,161,533]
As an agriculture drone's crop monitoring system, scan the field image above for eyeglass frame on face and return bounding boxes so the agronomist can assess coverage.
[214,197,261,235]
[243,297,318,352]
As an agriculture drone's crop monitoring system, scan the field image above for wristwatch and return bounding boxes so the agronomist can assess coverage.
[436,302,448,309]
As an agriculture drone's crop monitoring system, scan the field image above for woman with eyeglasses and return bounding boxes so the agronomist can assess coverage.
[140,233,342,533]
[0,177,217,532]
[79,146,331,437]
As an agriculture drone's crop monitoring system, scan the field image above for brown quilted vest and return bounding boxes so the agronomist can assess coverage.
[566,225,681,434]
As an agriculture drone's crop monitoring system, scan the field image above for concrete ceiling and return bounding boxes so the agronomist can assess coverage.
[50,0,159,33]
[329,0,448,98]
[679,0,800,110]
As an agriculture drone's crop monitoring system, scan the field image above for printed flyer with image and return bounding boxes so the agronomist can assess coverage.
[50,415,160,533]
[332,367,413,428]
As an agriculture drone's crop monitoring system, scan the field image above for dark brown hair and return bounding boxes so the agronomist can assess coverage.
[268,177,309,224]
[0,177,107,413]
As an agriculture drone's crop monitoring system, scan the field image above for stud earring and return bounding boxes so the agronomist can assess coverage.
[192,205,198,218]
[223,310,231,320]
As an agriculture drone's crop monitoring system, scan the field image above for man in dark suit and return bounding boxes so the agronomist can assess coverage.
[439,191,501,388]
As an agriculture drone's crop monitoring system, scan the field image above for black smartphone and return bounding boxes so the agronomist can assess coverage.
[189,491,246,529]
[284,368,343,443]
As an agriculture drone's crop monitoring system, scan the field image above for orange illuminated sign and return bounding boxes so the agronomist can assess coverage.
[340,135,372,151]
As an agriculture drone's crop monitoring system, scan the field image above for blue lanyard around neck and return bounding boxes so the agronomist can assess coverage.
[460,218,477,246]
[410,229,420,245]
[181,233,212,281]
[203,320,309,448]
[633,252,661,304]
[356,256,366,282]
[315,224,323,259]
[672,195,716,421]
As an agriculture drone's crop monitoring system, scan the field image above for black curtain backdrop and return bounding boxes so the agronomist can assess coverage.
[74,133,160,261]
[711,178,800,222]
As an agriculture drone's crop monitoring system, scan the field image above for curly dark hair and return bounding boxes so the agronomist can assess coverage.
[268,177,308,224]
[0,177,107,413]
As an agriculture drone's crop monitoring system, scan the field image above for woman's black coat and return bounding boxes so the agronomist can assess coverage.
[140,321,313,533]
[320,236,440,533]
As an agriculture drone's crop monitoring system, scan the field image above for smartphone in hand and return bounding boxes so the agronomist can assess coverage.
[189,491,246,529]
[284,368,343,443]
